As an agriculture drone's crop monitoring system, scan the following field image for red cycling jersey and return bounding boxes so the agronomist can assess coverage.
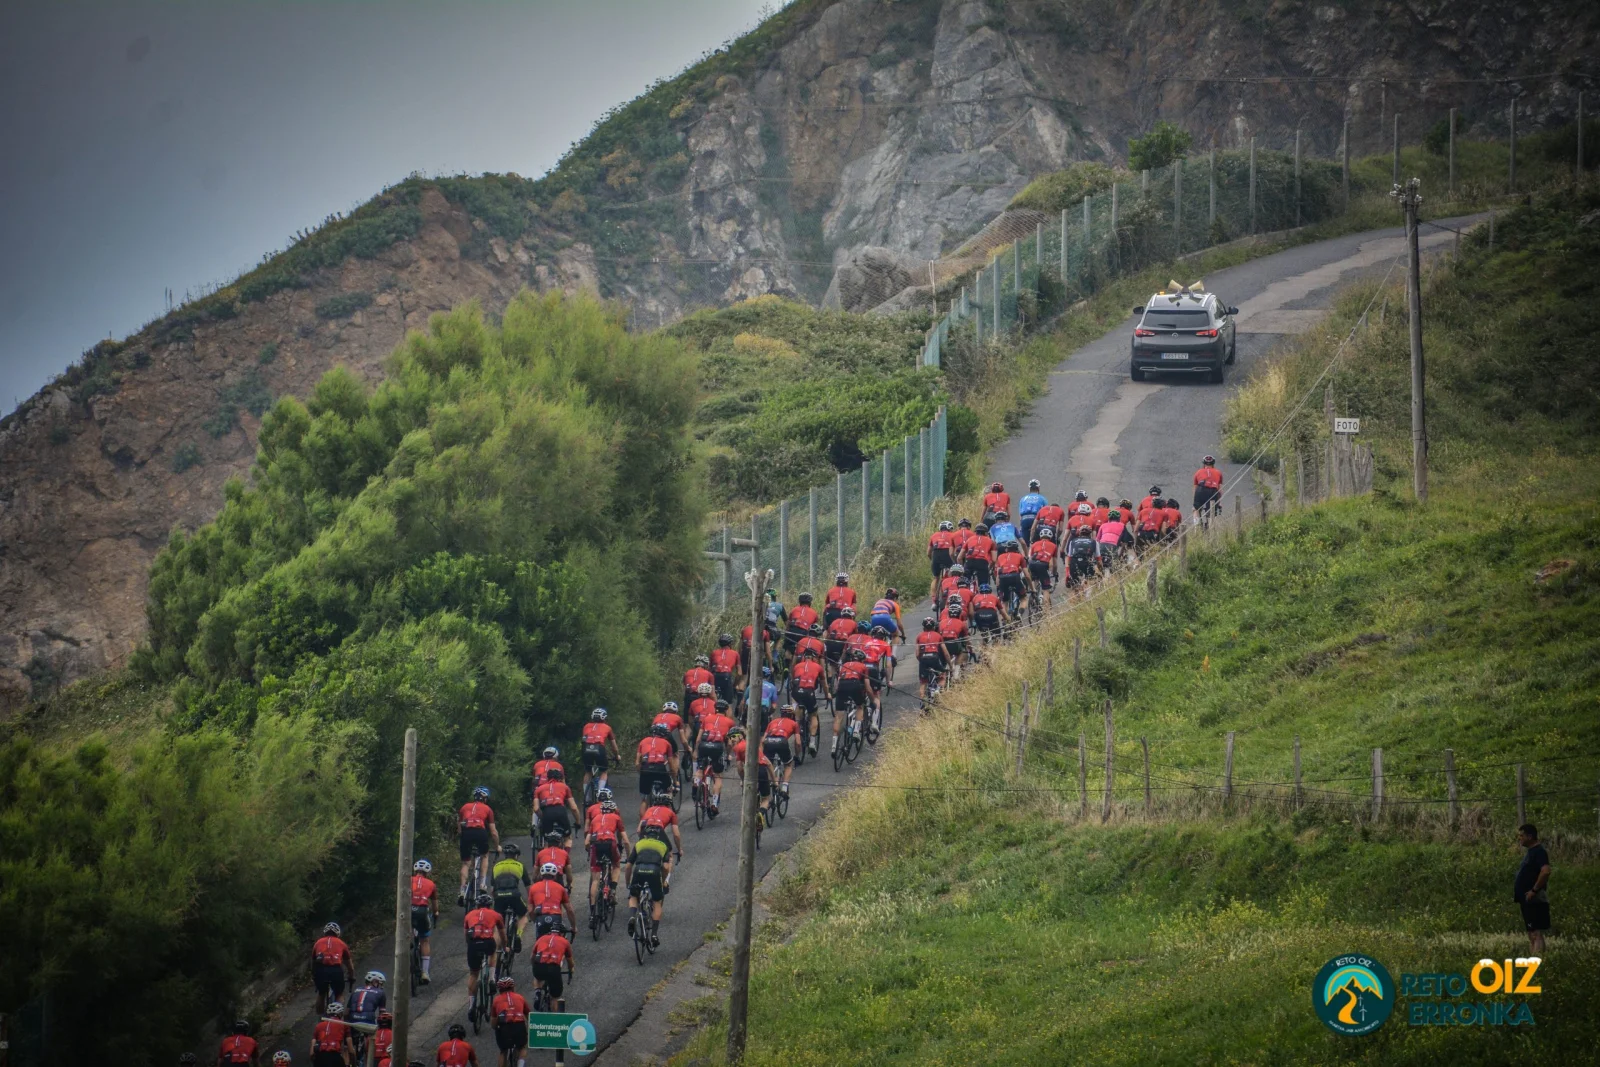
[313,935,350,967]
[982,490,1011,516]
[410,874,436,909]
[535,780,573,810]
[730,739,772,769]
[641,804,678,831]
[637,737,673,765]
[938,615,969,642]
[709,648,740,674]
[1163,505,1183,529]
[1138,507,1164,533]
[845,631,873,658]
[313,1020,349,1054]
[765,716,800,740]
[1036,503,1067,531]
[1194,465,1223,489]
[532,758,563,784]
[944,595,970,620]
[459,802,493,830]
[996,551,1026,575]
[534,932,573,966]
[1029,539,1057,563]
[536,845,570,876]
[838,660,871,684]
[796,635,826,659]
[964,534,996,562]
[654,711,684,735]
[435,1038,476,1066]
[787,605,819,632]
[1090,506,1110,528]
[464,907,504,942]
[790,660,825,691]
[971,592,1003,616]
[824,585,857,609]
[219,1035,257,1063]
[588,811,625,842]
[699,714,736,743]
[493,991,530,1025]
[929,529,956,553]
[915,630,946,659]
[826,617,858,641]
[683,665,713,692]
[528,879,568,915]
[580,722,614,747]
[864,636,892,664]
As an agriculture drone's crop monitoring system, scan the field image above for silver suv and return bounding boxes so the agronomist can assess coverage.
[1129,287,1237,383]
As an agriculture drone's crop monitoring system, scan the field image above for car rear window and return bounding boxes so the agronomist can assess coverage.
[1141,307,1210,329]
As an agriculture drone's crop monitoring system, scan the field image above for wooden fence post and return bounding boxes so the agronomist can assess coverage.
[1078,734,1088,818]
[1223,732,1235,802]
[1296,451,1305,507]
[1372,748,1384,820]
[1147,561,1158,603]
[1516,763,1526,827]
[1016,700,1031,778]
[1101,699,1114,822]
[1141,736,1152,813]
[1259,497,1268,525]
[1096,607,1107,649]
[1293,735,1302,808]
[1444,749,1458,829]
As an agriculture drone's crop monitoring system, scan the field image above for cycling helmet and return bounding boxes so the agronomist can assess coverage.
[718,633,734,646]
[649,786,673,805]
[938,520,953,531]
[979,583,993,594]
[449,1023,467,1039]
[497,976,516,991]
[995,510,1009,520]
[841,606,856,617]
[1149,485,1162,496]
[502,842,520,857]
[1203,455,1215,465]
[958,517,973,527]
[476,892,495,907]
[697,682,714,696]
[947,604,962,616]
[1036,525,1056,541]
[596,787,613,802]
[848,648,867,662]
[662,700,679,713]
[546,764,565,781]
[1028,479,1040,490]
[591,707,607,721]
[1120,499,1134,510]
[779,703,797,716]
[922,617,937,630]
[232,1020,251,1034]
[715,699,730,711]
[694,654,710,667]
[1108,508,1122,521]
[991,481,1004,492]
[322,921,342,936]
[835,572,849,583]
[798,592,813,604]
[870,625,889,637]
[947,594,964,606]
[542,745,559,759]
[325,1001,345,1018]
[1096,497,1110,507]
[975,523,989,534]
[955,578,971,588]
[273,1054,291,1065]
[414,857,433,874]
[378,1009,393,1024]
[1074,490,1088,502]
[885,587,898,599]
[471,786,490,802]
[766,589,778,600]
[601,800,618,814]
[761,666,773,678]
[948,563,965,576]
[543,830,565,846]
[364,970,385,986]
[809,622,824,635]
[651,722,671,737]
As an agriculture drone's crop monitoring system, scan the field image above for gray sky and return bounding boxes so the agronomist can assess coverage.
[0,0,778,414]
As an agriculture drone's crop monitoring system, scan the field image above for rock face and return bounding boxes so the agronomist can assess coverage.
[2,0,1595,706]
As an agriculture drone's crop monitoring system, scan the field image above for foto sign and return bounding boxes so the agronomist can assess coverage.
[1333,418,1361,435]
[527,1013,595,1054]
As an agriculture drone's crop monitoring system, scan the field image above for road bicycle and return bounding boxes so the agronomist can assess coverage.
[470,950,493,1034]
[464,847,492,906]
[832,698,863,771]
[529,951,573,1014]
[493,901,522,982]
[582,758,606,808]
[1025,584,1043,626]
[409,924,424,997]
[590,853,617,940]
[692,755,716,830]
[633,881,658,965]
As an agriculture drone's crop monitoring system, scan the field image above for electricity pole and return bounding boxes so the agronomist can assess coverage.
[1392,178,1427,503]
[727,551,771,1064]
[391,728,418,1066]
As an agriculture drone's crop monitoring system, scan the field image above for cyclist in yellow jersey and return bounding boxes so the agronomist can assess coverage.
[625,831,673,946]
[490,844,532,950]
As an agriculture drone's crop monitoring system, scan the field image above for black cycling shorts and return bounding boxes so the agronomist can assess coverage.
[966,559,992,583]
[823,639,845,665]
[630,867,664,900]
[496,1022,528,1051]
[763,737,793,765]
[411,905,433,937]
[930,549,953,577]
[494,893,527,919]
[712,672,737,704]
[538,806,571,837]
[466,936,498,973]
[997,573,1024,597]
[974,610,1001,632]
[697,741,726,774]
[533,962,565,1000]
[834,679,865,711]
[918,655,948,683]
[1194,485,1219,511]
[459,826,491,862]
[1028,561,1053,590]
[313,1053,346,1067]
[791,688,818,715]
[313,964,346,998]
[639,765,673,797]
[582,744,609,773]
[532,912,565,938]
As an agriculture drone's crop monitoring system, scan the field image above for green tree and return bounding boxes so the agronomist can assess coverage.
[1127,121,1194,172]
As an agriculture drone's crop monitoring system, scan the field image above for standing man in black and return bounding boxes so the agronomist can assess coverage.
[1514,823,1552,955]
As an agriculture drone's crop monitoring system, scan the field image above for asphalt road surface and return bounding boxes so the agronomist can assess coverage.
[270,216,1468,1065]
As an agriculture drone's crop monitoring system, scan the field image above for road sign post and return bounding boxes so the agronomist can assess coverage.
[1333,418,1361,435]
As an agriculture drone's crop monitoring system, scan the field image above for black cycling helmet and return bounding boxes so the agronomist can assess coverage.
[885,587,898,599]
[1149,485,1162,496]
[798,592,813,604]
[232,1020,250,1035]
[180,1056,199,1066]
[958,517,973,527]
[543,829,565,846]
[476,892,495,907]
[651,722,671,737]
[502,842,521,857]
[718,633,733,646]
[1096,496,1110,507]
[1028,479,1040,490]
[975,523,990,534]
[922,617,937,630]
[449,1023,467,1039]
[1074,490,1088,502]
[694,653,709,667]
[870,625,889,637]
[946,604,961,616]
[995,510,1009,520]
[1036,525,1056,541]
[848,648,867,662]
[714,699,730,711]
[955,577,971,588]
[1203,454,1215,465]
[810,622,824,635]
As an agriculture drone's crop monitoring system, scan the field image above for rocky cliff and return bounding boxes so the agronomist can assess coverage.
[3,0,1595,706]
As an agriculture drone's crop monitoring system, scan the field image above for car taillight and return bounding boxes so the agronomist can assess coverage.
[1134,328,1155,337]
[1195,328,1219,337]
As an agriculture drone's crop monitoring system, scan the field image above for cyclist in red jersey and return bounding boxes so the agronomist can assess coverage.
[728,726,774,807]
[463,893,506,1021]
[527,861,577,940]
[939,603,972,666]
[970,583,1007,643]
[638,796,684,856]
[1161,498,1183,537]
[914,617,952,700]
[435,1023,477,1067]
[457,786,501,906]
[796,623,827,664]
[218,1020,259,1066]
[1193,455,1223,514]
[708,634,742,705]
[863,626,895,713]
[409,859,440,984]
[532,745,563,787]
[585,799,630,920]
[536,829,573,888]
[1091,497,1112,530]
[927,521,958,597]
[934,563,966,614]
[994,542,1029,614]
[653,700,688,761]
[786,648,829,755]
[696,708,737,814]
[782,592,820,670]
[683,655,714,710]
[532,926,574,1005]
[579,707,621,799]
[961,525,997,586]
[1028,526,1060,608]
[533,773,580,850]
[371,1012,393,1067]
[982,482,1011,523]
[308,1001,353,1067]
[762,703,802,795]
[687,682,718,731]
[824,607,859,677]
[832,649,875,754]
[822,572,857,626]
[310,922,355,1015]
[490,977,529,1067]
[1035,500,1067,538]
[635,724,679,819]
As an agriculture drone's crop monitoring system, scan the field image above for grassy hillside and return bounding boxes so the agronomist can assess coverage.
[669,188,1600,1065]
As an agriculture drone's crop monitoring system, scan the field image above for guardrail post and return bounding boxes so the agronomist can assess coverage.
[1173,157,1183,251]
[1516,763,1527,826]
[778,499,789,595]
[1392,111,1401,187]
[1373,748,1385,820]
[992,254,1000,336]
[1223,732,1235,801]
[721,525,731,611]
[1208,143,1216,231]
[1082,196,1091,250]
[1141,168,1149,193]
[808,488,818,589]
[973,270,983,344]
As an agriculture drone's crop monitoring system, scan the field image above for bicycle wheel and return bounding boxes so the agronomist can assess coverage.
[831,729,847,771]
[693,783,705,830]
[845,722,863,763]
[410,936,421,996]
[775,789,789,819]
[865,705,881,745]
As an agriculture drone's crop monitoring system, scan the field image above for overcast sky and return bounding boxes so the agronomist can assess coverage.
[0,0,778,415]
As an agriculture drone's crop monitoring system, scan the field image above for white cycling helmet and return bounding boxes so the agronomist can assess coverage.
[591,707,608,721]
[364,970,385,986]
[539,862,561,877]
[322,921,341,937]
[413,859,432,874]
[325,1001,345,1018]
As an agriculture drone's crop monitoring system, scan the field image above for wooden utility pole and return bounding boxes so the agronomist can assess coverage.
[727,547,768,1064]
[1395,177,1427,503]
[391,728,418,1066]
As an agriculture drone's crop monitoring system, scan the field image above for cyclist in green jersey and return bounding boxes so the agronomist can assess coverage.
[491,843,532,951]
[625,830,673,946]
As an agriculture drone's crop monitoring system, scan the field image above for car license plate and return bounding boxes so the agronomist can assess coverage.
[1160,352,1189,360]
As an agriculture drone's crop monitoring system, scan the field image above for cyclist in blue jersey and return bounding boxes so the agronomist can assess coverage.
[988,511,1019,547]
[757,667,779,726]
[868,591,902,642]
[1017,480,1047,543]
[347,970,387,1027]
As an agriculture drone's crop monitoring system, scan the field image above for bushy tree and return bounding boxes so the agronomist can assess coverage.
[1128,121,1194,172]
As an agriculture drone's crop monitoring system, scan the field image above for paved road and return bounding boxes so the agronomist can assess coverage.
[269,217,1468,1065]
[989,218,1464,507]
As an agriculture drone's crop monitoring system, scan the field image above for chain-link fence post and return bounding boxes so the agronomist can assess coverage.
[903,440,911,534]
[861,459,871,551]
[881,449,891,538]
[919,426,929,517]
[1248,137,1257,234]
[835,473,845,572]
[808,488,818,589]
[1294,128,1302,227]
[778,498,789,595]
[1209,144,1216,231]
[992,256,1000,336]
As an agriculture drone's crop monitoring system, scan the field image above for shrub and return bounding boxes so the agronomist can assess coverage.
[1128,120,1193,171]
[170,442,202,473]
[1008,162,1122,213]
[315,291,374,320]
[48,424,69,445]
[257,342,279,365]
